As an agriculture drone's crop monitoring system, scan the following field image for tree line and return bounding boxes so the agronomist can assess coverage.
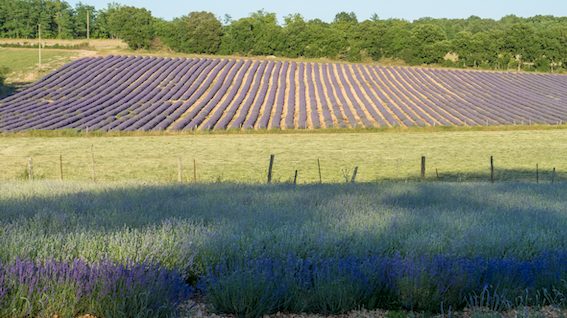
[2,0,567,72]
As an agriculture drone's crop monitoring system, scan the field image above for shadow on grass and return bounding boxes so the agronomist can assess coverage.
[420,167,565,183]
[1,178,566,232]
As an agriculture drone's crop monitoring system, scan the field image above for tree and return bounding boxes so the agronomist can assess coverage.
[74,3,96,38]
[107,6,154,49]
[501,23,537,70]
[281,14,309,58]
[160,11,222,54]
[356,19,387,61]
[381,19,412,60]
[303,19,342,59]
[219,10,282,56]
[406,24,448,64]
[333,11,358,24]
[330,12,362,61]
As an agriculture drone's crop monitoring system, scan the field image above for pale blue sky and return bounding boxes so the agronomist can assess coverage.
[70,0,567,22]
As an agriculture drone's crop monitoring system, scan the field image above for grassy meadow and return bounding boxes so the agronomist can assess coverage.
[1,129,566,183]
[0,47,89,84]
[0,181,566,316]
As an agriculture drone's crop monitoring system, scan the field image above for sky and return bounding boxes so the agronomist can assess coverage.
[68,0,567,22]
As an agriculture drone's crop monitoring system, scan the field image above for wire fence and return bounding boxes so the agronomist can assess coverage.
[1,151,564,185]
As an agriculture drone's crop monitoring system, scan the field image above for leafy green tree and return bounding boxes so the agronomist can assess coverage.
[74,3,96,38]
[334,11,358,24]
[220,10,282,56]
[91,3,120,39]
[406,24,448,64]
[331,11,361,61]
[453,31,498,68]
[160,11,222,54]
[380,19,412,60]
[303,19,341,59]
[501,23,538,70]
[281,14,309,58]
[356,19,387,61]
[107,5,155,49]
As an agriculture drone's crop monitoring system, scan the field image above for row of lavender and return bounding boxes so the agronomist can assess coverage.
[1,56,567,131]
[202,253,567,316]
[2,254,565,317]
[0,259,190,318]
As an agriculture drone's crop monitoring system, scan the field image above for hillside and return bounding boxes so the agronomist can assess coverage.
[1,55,567,132]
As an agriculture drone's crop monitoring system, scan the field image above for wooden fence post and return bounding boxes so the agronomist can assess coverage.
[193,159,197,183]
[490,156,494,183]
[59,154,63,181]
[552,167,556,184]
[536,163,539,184]
[28,157,33,181]
[267,154,275,184]
[421,156,426,179]
[293,170,298,185]
[317,159,322,184]
[435,168,439,179]
[91,145,96,182]
[177,157,183,183]
[351,166,358,183]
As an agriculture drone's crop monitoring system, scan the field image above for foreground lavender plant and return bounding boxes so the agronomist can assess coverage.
[0,259,191,318]
[200,252,567,316]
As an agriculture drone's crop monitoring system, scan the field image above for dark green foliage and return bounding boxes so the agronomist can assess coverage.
[107,6,154,50]
[219,10,283,56]
[159,11,222,54]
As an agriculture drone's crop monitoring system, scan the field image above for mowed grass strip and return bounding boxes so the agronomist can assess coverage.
[0,47,86,82]
[1,129,566,183]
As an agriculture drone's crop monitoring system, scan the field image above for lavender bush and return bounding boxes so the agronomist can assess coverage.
[0,259,191,318]
[200,253,567,316]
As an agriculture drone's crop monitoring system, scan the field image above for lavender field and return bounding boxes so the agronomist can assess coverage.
[1,56,567,132]
[0,181,566,316]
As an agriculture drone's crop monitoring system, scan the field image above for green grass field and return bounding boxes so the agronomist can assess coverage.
[1,129,566,183]
[0,47,86,83]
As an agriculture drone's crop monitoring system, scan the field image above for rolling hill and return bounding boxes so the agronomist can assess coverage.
[1,55,567,131]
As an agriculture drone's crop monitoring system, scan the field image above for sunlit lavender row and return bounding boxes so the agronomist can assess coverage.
[1,56,567,131]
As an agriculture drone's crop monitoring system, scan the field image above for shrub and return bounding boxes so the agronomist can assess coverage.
[200,253,567,316]
[0,259,191,318]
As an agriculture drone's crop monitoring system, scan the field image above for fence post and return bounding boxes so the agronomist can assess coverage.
[351,166,358,183]
[490,156,494,183]
[552,167,556,184]
[28,157,33,181]
[91,145,96,182]
[59,154,63,181]
[293,170,298,185]
[317,159,322,184]
[267,154,275,184]
[177,157,183,183]
[436,168,439,180]
[193,159,197,183]
[536,163,539,184]
[421,156,426,179]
